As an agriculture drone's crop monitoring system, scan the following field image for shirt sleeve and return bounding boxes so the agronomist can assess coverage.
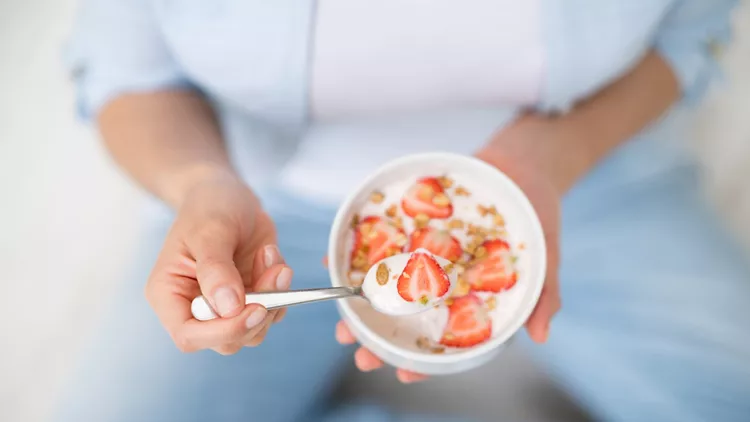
[63,0,191,121]
[655,0,739,104]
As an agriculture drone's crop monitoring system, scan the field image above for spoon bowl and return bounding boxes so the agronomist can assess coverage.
[360,249,457,315]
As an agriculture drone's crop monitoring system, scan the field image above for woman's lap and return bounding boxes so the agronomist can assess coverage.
[55,154,750,422]
[531,165,750,421]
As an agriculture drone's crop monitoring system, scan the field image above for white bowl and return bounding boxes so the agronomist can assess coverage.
[327,152,546,375]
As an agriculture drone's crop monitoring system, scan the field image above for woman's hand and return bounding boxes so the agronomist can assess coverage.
[333,114,563,382]
[476,114,562,342]
[145,172,292,355]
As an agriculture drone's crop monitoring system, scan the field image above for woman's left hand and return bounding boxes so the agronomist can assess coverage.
[332,115,564,382]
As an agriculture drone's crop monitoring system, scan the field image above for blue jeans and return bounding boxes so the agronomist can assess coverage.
[54,139,750,421]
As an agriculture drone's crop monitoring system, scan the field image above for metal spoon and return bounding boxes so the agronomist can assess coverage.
[191,285,364,321]
[190,251,456,321]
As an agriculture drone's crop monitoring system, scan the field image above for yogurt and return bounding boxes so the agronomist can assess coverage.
[345,173,528,354]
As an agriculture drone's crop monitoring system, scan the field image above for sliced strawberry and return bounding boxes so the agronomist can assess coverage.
[401,177,453,219]
[408,227,462,262]
[440,294,492,348]
[397,249,451,304]
[352,216,406,268]
[464,239,518,293]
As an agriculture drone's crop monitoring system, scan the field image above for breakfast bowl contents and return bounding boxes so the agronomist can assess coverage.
[361,249,457,316]
[328,152,546,375]
[190,249,457,321]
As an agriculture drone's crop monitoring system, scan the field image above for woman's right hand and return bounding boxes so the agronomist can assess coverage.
[145,173,293,355]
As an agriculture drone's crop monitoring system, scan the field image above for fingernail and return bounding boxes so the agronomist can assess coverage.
[213,287,240,316]
[263,245,281,269]
[245,307,268,329]
[275,267,292,290]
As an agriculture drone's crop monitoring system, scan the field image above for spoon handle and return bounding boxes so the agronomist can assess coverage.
[191,286,362,321]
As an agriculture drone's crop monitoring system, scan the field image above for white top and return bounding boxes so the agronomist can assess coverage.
[278,0,544,204]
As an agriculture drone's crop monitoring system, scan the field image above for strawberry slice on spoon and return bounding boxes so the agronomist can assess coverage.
[397,248,452,305]
[193,250,457,320]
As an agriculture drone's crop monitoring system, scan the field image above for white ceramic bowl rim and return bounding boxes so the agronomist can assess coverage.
[328,152,547,364]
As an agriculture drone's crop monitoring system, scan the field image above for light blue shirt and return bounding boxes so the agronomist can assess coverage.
[64,0,738,196]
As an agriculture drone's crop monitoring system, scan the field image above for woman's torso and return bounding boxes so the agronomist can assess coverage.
[153,0,685,204]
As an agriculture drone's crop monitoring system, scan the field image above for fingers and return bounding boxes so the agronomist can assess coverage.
[272,308,287,323]
[396,369,429,384]
[253,258,293,296]
[195,247,293,353]
[252,261,293,319]
[242,258,287,347]
[220,261,291,349]
[322,256,328,268]
[222,305,275,351]
[526,230,561,343]
[354,347,384,372]
[252,244,285,282]
[212,343,244,356]
[335,320,357,344]
[171,303,268,352]
[147,268,268,354]
[353,347,428,383]
[186,221,245,318]
[337,320,427,382]
[253,244,292,326]
[526,282,560,343]
[337,321,381,371]
[240,316,273,348]
[247,321,272,347]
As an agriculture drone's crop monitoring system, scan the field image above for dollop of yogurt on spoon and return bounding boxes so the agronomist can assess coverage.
[361,248,457,316]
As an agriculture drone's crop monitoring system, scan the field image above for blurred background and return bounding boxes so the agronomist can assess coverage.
[1,1,749,421]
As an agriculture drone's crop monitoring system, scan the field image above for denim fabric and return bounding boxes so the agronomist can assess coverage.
[54,140,750,420]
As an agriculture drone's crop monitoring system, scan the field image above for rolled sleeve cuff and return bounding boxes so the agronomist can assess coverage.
[655,0,737,105]
[62,0,193,121]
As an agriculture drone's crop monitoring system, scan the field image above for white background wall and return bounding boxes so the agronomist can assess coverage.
[1,1,143,421]
[1,1,748,421]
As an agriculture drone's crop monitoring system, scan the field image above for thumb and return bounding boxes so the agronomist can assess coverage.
[188,223,245,318]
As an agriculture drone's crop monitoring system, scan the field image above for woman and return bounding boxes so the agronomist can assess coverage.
[57,0,749,421]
